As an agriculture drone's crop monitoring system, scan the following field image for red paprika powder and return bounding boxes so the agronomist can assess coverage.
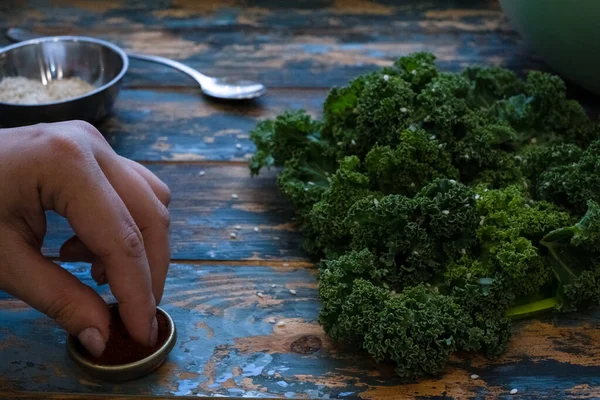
[80,305,170,366]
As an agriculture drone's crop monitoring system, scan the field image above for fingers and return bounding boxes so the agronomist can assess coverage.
[95,154,171,305]
[121,157,172,207]
[34,121,170,347]
[0,231,110,357]
[59,160,171,292]
[44,142,157,347]
[60,236,107,285]
[0,121,171,353]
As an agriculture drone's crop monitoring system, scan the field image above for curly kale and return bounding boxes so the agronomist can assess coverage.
[541,201,600,311]
[537,141,600,214]
[250,110,325,175]
[523,71,599,146]
[393,51,438,91]
[363,284,471,379]
[365,128,458,196]
[474,185,572,297]
[520,143,582,193]
[249,53,600,380]
[303,156,376,257]
[463,66,524,107]
[318,251,501,381]
[317,249,388,342]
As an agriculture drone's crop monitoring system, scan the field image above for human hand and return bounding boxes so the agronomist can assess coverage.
[0,121,171,357]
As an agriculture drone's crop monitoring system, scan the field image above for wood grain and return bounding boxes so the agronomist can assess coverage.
[3,0,508,33]
[0,0,548,89]
[1,263,600,399]
[42,163,306,262]
[5,30,543,90]
[99,88,326,162]
[0,395,214,400]
[2,0,600,399]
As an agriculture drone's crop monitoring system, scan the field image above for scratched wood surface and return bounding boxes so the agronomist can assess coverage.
[1,263,600,400]
[1,0,600,399]
[0,0,546,89]
[43,164,307,262]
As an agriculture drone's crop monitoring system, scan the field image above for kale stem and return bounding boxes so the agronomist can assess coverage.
[506,297,559,319]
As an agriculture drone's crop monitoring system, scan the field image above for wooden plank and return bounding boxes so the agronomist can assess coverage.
[0,395,206,400]
[0,1,549,89]
[1,30,542,90]
[42,163,306,262]
[1,262,600,399]
[100,88,326,162]
[2,0,508,34]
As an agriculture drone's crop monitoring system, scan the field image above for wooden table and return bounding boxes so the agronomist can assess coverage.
[1,1,599,399]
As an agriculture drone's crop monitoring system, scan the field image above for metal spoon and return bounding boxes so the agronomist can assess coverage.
[6,28,267,100]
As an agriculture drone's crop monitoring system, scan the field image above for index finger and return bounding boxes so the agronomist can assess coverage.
[45,146,157,347]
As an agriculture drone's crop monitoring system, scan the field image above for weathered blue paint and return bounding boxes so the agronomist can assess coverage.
[40,164,306,261]
[2,263,600,398]
[0,0,549,89]
[0,263,361,398]
[99,88,327,162]
[2,1,600,398]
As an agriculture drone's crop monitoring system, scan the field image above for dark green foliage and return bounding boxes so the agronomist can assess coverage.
[249,110,325,175]
[416,72,471,140]
[363,285,470,379]
[537,141,600,214]
[523,72,598,146]
[365,129,458,196]
[463,66,524,107]
[249,53,600,381]
[417,179,479,241]
[317,250,389,341]
[393,52,438,91]
[303,156,376,258]
[542,201,600,310]
[520,143,582,193]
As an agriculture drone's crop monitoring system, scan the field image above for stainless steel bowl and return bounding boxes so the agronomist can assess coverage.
[0,36,128,127]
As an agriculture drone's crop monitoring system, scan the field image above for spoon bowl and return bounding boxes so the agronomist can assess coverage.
[203,78,267,100]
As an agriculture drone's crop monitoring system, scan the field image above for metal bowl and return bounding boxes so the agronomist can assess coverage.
[0,36,128,127]
[500,0,600,95]
[66,306,177,382]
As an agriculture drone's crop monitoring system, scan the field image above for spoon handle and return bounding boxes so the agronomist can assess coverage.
[126,52,213,87]
[6,28,212,87]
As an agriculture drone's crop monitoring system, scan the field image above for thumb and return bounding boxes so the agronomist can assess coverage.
[0,234,110,357]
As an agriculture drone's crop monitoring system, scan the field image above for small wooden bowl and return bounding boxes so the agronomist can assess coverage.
[66,305,177,382]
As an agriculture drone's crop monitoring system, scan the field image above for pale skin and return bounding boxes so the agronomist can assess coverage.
[0,120,171,357]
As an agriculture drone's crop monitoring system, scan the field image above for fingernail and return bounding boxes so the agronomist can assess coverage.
[148,316,158,347]
[78,328,106,358]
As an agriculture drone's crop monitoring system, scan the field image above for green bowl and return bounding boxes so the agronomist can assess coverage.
[500,0,600,95]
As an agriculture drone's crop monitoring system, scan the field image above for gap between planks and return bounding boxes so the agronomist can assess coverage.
[108,85,329,92]
[136,160,251,166]
[47,256,315,269]
[0,392,241,400]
